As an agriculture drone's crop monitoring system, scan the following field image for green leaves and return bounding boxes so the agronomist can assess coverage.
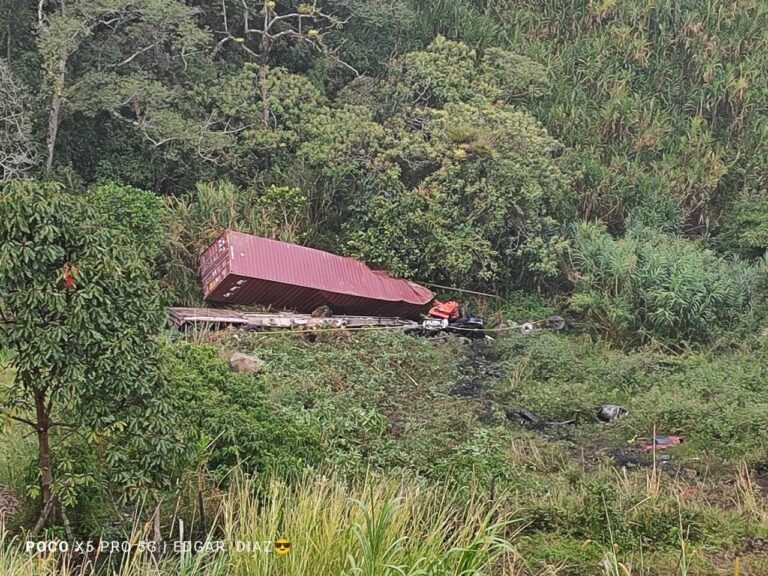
[569,222,758,345]
[166,343,320,480]
[0,179,189,510]
[340,38,572,288]
[88,183,166,262]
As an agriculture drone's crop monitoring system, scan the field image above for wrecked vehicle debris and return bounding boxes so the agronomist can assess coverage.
[596,404,628,422]
[508,315,567,335]
[417,300,486,337]
[642,435,685,452]
[168,307,418,331]
[200,230,434,318]
[505,409,576,428]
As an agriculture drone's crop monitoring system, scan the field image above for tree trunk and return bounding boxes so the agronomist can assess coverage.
[34,387,54,513]
[258,7,272,129]
[259,52,271,127]
[6,17,11,61]
[44,56,67,171]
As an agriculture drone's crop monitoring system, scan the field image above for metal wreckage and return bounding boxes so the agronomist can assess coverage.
[168,230,566,338]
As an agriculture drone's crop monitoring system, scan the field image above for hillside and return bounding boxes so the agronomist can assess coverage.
[2,0,768,574]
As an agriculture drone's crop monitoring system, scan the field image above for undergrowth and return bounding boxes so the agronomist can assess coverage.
[3,328,768,573]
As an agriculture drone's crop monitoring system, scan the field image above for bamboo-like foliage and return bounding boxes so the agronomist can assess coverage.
[482,0,768,233]
[569,222,758,345]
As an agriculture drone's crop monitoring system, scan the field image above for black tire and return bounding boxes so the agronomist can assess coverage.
[546,315,566,330]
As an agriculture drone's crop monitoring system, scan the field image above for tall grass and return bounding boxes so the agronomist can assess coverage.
[0,423,32,498]
[215,472,516,575]
[0,360,33,497]
[0,473,517,576]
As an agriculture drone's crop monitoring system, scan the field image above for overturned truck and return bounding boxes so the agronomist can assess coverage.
[169,230,435,332]
[200,230,434,317]
[169,230,564,337]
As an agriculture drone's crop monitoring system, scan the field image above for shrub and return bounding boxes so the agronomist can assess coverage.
[569,222,758,345]
[166,343,320,481]
[88,183,166,262]
[716,196,768,259]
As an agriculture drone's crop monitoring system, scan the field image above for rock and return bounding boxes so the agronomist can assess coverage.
[682,468,698,480]
[229,352,264,374]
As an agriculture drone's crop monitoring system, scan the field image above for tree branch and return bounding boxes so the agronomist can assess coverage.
[0,407,36,428]
[235,40,260,61]
[240,0,249,36]
[212,34,233,57]
[106,41,160,69]
[49,421,78,430]
[304,38,360,77]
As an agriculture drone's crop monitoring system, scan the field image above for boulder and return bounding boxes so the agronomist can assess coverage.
[229,352,264,374]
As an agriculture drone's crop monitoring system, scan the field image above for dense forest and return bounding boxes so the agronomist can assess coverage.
[1,0,768,574]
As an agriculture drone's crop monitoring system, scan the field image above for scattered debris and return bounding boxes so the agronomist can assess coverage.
[419,300,485,337]
[505,408,576,428]
[509,409,541,425]
[169,307,417,332]
[311,305,333,318]
[519,322,535,335]
[642,435,684,452]
[450,340,501,397]
[613,447,672,469]
[596,404,628,422]
[229,352,264,374]
[508,315,567,335]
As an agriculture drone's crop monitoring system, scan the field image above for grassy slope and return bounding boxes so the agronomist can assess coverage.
[0,360,32,499]
[195,327,768,574]
[3,328,768,574]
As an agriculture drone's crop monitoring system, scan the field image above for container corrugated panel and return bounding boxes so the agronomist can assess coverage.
[199,230,434,318]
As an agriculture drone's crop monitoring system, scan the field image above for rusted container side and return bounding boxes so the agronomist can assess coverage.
[199,230,434,318]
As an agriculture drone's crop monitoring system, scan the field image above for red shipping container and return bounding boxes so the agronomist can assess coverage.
[200,230,434,318]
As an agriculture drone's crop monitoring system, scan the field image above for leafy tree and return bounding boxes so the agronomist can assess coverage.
[0,1,36,64]
[88,183,166,262]
[319,0,421,75]
[36,0,208,172]
[214,0,356,127]
[0,180,188,532]
[342,37,572,288]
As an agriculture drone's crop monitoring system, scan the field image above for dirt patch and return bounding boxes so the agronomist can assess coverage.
[450,340,502,397]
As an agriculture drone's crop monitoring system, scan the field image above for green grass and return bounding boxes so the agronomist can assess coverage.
[0,356,33,498]
[3,330,768,573]
[0,472,517,576]
[164,328,768,569]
